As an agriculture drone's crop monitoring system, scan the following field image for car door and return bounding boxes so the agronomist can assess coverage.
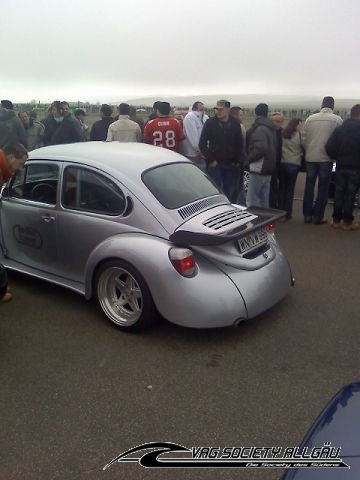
[56,165,129,283]
[0,161,60,274]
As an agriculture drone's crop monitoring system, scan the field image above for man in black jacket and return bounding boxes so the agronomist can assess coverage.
[325,103,360,231]
[199,99,243,202]
[90,104,114,141]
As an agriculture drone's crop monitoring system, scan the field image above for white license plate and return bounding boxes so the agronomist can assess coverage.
[237,229,268,254]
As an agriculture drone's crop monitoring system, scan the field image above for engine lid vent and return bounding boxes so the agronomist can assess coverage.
[178,196,228,219]
[203,209,255,230]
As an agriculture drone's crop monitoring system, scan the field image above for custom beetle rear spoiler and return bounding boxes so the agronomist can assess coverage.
[169,207,285,246]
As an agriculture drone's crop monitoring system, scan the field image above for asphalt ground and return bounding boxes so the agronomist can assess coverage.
[1,172,359,480]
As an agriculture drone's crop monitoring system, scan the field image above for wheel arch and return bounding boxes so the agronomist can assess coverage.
[83,234,172,301]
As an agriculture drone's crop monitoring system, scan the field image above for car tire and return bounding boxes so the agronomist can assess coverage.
[95,260,158,332]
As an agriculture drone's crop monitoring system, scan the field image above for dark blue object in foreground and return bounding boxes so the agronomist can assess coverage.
[282,382,360,479]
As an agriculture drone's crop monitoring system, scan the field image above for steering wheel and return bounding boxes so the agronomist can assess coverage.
[30,183,57,203]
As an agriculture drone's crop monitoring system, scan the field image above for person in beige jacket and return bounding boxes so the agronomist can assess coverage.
[106,103,142,142]
[303,96,343,224]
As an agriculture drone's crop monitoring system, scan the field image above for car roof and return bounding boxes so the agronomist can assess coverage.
[28,142,188,180]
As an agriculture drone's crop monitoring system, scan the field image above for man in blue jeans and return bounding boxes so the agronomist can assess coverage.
[303,96,343,224]
[325,103,360,230]
[246,103,277,208]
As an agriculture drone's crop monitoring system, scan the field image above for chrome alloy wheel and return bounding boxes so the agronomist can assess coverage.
[97,266,143,327]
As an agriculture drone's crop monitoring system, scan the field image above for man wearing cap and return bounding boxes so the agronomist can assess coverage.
[303,96,343,224]
[246,103,277,208]
[199,100,243,202]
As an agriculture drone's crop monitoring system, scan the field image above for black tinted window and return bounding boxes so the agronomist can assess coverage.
[62,166,126,215]
[142,163,220,209]
[9,163,59,204]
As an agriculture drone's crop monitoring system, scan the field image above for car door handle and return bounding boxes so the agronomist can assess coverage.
[41,215,55,223]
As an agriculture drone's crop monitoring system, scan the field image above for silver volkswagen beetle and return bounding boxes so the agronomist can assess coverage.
[0,142,293,331]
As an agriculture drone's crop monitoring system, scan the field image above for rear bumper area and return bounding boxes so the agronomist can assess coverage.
[219,246,292,319]
[151,254,248,329]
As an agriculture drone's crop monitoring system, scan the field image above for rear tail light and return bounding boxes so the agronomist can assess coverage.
[169,248,197,277]
[265,223,276,233]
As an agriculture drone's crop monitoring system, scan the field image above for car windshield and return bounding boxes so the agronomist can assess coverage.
[142,162,221,209]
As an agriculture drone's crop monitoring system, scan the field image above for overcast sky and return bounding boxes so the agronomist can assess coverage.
[1,0,359,103]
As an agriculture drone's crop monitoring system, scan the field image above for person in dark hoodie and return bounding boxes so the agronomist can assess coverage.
[0,100,26,148]
[325,103,360,231]
[246,103,277,208]
[90,104,114,141]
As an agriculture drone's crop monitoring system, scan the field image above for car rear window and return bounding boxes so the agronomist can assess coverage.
[142,163,221,209]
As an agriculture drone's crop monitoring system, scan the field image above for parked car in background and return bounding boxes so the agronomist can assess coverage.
[0,142,293,332]
[282,382,360,479]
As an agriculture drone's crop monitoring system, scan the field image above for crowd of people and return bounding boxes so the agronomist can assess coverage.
[1,94,360,303]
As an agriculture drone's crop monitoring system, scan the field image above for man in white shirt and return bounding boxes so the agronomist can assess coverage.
[181,101,208,170]
[106,103,142,142]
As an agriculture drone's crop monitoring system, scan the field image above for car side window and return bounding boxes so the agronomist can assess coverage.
[62,166,126,216]
[9,163,59,205]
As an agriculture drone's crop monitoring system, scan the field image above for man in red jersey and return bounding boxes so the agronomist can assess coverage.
[143,102,185,152]
[0,143,28,303]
